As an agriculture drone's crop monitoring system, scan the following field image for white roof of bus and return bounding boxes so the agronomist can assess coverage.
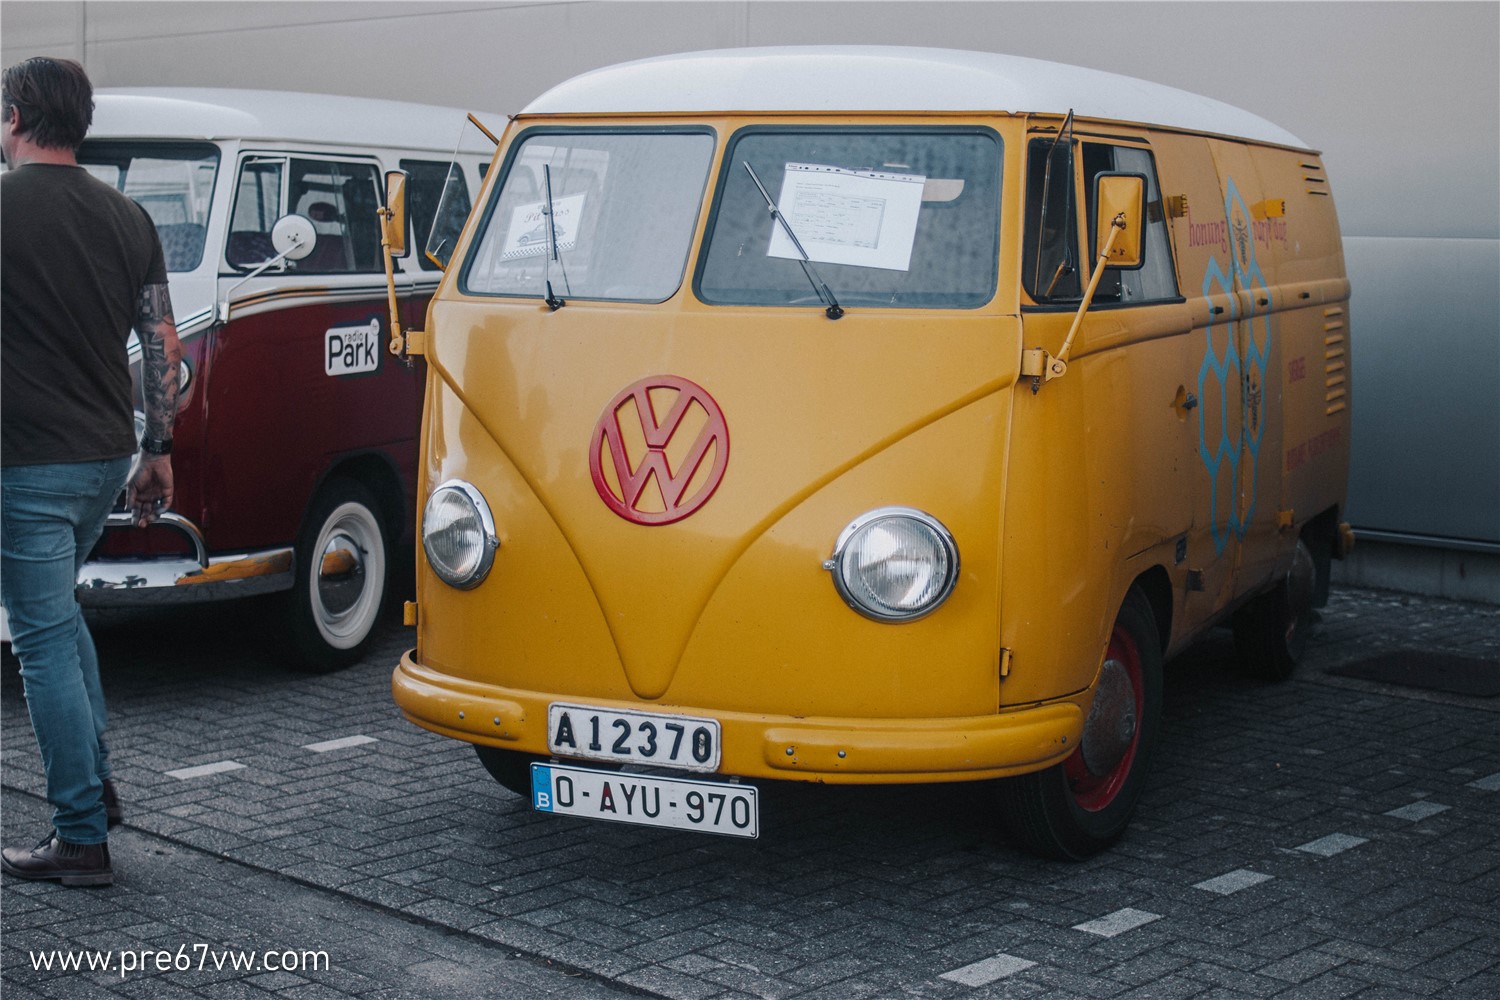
[90,88,494,153]
[524,46,1307,149]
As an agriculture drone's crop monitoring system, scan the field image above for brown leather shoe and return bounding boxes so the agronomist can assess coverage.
[102,779,124,829]
[1,833,113,887]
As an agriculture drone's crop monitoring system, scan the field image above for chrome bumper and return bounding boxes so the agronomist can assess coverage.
[76,512,295,606]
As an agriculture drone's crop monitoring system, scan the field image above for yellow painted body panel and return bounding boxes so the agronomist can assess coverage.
[394,104,1350,786]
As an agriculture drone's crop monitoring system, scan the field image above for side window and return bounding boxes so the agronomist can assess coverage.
[1023,139,1179,305]
[1083,145,1179,303]
[227,159,283,269]
[287,159,383,273]
[401,159,471,272]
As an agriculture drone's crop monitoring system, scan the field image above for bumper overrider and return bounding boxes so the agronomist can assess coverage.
[393,650,1085,784]
[75,511,295,606]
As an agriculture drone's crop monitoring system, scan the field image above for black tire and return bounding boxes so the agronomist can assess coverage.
[285,477,390,672]
[998,586,1163,860]
[1233,538,1316,682]
[474,745,545,797]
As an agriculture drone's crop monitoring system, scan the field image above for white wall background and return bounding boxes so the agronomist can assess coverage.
[5,0,1498,552]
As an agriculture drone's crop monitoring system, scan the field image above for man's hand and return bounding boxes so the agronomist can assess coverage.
[127,453,174,527]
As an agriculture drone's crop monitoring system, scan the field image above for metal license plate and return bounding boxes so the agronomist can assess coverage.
[531,763,758,839]
[546,702,720,771]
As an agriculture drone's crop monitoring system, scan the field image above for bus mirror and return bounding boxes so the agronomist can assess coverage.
[381,170,409,258]
[1094,173,1145,268]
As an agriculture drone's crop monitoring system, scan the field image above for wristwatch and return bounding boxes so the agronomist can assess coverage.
[141,436,173,456]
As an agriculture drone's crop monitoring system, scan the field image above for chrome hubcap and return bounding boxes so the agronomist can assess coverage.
[316,530,367,619]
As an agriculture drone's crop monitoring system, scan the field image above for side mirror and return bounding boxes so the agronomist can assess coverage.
[1094,173,1146,269]
[381,170,409,259]
[272,213,317,261]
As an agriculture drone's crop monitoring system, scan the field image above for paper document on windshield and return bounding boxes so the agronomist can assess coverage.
[767,163,925,272]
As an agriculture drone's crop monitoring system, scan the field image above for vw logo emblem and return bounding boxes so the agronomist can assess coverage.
[589,375,729,525]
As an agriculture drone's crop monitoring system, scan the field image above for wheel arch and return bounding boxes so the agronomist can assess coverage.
[307,449,408,542]
[1129,565,1173,657]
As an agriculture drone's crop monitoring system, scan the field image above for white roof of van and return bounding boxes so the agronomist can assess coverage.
[524,46,1307,149]
[90,88,493,152]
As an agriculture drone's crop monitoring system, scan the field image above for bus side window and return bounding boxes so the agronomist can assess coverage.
[227,159,283,269]
[289,159,383,273]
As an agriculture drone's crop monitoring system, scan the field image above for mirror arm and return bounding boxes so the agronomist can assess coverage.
[216,241,306,324]
[379,205,411,363]
[1021,213,1125,393]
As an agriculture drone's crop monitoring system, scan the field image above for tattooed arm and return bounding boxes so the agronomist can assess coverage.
[127,281,183,527]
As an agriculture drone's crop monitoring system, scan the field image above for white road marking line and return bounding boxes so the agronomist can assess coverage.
[1295,832,1368,856]
[1385,801,1450,821]
[303,735,378,753]
[1194,869,1273,895]
[1073,908,1162,938]
[165,760,246,780]
[939,954,1036,986]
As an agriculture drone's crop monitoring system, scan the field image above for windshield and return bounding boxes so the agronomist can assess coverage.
[78,140,220,272]
[698,129,1002,309]
[462,129,715,303]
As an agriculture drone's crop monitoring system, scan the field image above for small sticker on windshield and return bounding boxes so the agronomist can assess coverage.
[503,193,586,259]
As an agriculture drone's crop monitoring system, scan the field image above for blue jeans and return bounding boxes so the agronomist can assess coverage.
[2,456,132,844]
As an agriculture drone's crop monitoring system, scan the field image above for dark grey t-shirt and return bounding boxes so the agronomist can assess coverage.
[2,162,168,466]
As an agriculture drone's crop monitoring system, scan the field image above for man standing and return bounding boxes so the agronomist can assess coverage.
[1,57,180,886]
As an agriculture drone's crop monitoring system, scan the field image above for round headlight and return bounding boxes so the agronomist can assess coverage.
[828,507,959,622]
[422,480,498,590]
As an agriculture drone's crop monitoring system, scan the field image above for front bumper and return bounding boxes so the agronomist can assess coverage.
[76,512,295,607]
[393,650,1085,784]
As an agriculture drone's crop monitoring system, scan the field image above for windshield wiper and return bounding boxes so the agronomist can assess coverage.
[542,163,566,310]
[742,161,844,320]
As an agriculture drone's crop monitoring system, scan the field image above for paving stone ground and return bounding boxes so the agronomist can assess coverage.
[3,586,1498,998]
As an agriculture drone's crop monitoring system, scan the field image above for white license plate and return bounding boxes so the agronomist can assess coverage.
[546,703,720,771]
[531,763,758,839]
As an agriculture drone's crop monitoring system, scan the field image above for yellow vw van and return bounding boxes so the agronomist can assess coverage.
[386,47,1353,858]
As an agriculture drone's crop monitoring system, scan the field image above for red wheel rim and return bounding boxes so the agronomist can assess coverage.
[1065,625,1144,812]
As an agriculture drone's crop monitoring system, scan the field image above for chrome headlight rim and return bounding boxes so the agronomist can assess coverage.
[422,479,499,590]
[827,506,960,623]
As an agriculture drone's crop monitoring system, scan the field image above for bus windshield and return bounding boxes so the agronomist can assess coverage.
[462,129,715,304]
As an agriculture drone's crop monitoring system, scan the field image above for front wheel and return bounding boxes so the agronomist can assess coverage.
[474,746,546,797]
[998,586,1163,860]
[285,478,390,672]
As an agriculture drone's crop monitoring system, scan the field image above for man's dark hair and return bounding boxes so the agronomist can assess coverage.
[2,57,94,151]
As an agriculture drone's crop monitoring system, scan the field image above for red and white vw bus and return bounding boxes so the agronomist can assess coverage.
[62,89,491,669]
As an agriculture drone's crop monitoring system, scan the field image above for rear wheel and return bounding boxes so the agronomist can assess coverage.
[286,478,390,672]
[998,586,1163,860]
[1233,538,1316,681]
